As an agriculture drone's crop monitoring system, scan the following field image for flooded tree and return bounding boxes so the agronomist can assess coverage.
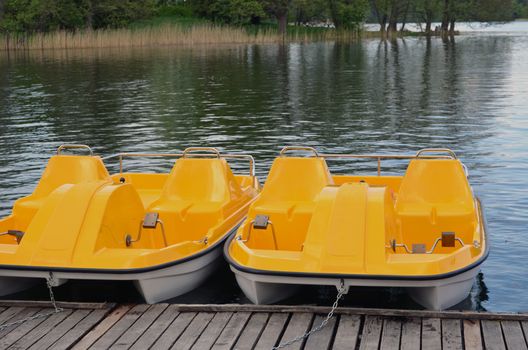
[261,0,291,35]
[328,0,369,30]
[414,0,441,34]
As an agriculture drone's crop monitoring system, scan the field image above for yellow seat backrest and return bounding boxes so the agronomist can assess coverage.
[396,159,473,212]
[158,158,241,204]
[32,155,111,198]
[260,157,333,202]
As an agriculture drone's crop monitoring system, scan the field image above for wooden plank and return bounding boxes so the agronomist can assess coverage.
[481,320,506,350]
[421,318,441,350]
[170,303,528,321]
[501,321,528,350]
[0,308,54,348]
[0,307,25,324]
[303,314,337,350]
[170,312,215,350]
[28,309,91,350]
[8,309,73,349]
[111,303,168,349]
[523,322,528,346]
[442,319,463,350]
[72,304,132,350]
[233,313,269,350]
[0,300,112,310]
[253,313,290,350]
[332,315,361,350]
[212,312,251,350]
[380,318,402,350]
[191,312,233,349]
[463,320,482,350]
[130,305,180,350]
[150,312,196,350]
[0,307,42,338]
[359,316,383,350]
[88,304,150,349]
[276,312,313,350]
[400,317,421,350]
[53,309,113,350]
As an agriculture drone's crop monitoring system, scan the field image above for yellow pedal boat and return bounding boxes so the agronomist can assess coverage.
[225,146,488,310]
[0,145,259,303]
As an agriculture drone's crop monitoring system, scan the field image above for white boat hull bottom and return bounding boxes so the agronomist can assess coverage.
[231,265,481,310]
[0,244,223,303]
[0,276,40,297]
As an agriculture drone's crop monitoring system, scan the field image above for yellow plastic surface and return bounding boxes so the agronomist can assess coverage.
[0,155,259,269]
[228,156,487,277]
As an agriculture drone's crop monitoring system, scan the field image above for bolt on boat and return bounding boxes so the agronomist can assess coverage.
[0,145,259,303]
[225,146,488,310]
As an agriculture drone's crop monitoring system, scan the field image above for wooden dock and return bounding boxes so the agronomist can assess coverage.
[0,301,526,349]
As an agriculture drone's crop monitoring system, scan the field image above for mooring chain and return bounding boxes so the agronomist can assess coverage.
[0,272,63,332]
[272,279,347,350]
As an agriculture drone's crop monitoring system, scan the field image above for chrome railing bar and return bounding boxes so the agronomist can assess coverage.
[57,144,93,156]
[319,154,451,159]
[280,146,320,157]
[102,152,255,177]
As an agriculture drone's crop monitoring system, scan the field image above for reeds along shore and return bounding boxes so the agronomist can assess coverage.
[0,24,366,51]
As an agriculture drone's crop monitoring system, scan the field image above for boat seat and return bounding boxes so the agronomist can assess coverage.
[13,155,111,225]
[248,157,333,251]
[396,159,476,242]
[148,158,243,243]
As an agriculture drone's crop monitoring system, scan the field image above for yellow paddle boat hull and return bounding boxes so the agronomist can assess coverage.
[226,147,488,310]
[0,146,259,303]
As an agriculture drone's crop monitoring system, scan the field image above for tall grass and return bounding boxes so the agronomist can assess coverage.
[0,23,367,51]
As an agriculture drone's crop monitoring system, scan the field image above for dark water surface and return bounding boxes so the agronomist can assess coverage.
[1,34,527,312]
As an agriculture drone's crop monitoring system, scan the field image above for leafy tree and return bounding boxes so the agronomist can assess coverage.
[260,0,290,35]
[0,0,155,33]
[328,0,369,29]
[414,0,441,33]
[209,0,265,24]
[291,0,328,25]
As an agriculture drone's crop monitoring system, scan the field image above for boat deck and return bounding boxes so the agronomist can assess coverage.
[0,301,526,349]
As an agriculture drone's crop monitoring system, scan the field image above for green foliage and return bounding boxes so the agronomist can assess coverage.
[329,0,369,29]
[0,0,524,35]
[0,0,156,33]
[191,0,266,24]
[209,0,265,24]
[155,2,194,17]
[514,0,528,18]
[291,0,328,23]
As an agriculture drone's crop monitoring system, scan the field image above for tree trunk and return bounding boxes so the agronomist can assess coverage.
[387,1,400,36]
[441,0,450,32]
[449,18,455,34]
[400,0,411,33]
[277,11,287,36]
[86,0,93,30]
[425,20,431,34]
[380,16,387,36]
[0,0,5,24]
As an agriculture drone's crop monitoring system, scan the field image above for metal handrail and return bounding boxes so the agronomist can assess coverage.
[102,152,255,178]
[318,149,457,176]
[183,147,220,158]
[279,146,320,157]
[57,144,93,156]
[415,148,457,159]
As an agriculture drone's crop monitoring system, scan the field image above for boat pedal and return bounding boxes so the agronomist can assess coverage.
[253,215,270,229]
[143,212,159,229]
[412,244,426,254]
[441,232,455,247]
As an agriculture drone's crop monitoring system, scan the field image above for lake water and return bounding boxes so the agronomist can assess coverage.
[1,29,527,312]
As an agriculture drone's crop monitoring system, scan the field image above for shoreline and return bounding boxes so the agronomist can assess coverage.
[0,23,457,51]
